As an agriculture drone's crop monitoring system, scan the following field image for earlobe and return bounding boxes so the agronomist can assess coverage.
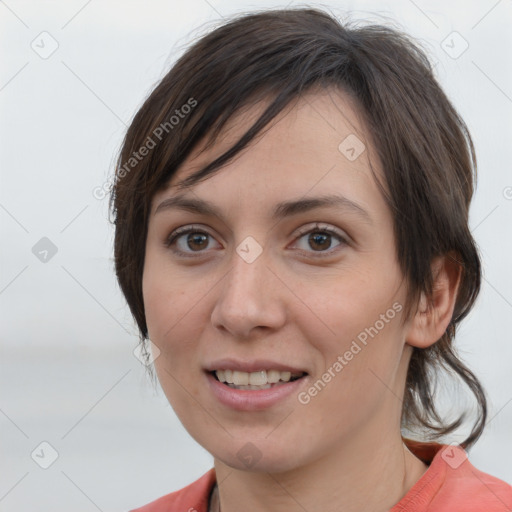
[405,252,462,349]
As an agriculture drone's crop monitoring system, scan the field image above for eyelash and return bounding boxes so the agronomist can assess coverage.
[164,223,348,259]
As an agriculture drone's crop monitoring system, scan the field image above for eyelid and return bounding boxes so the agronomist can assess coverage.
[293,222,346,240]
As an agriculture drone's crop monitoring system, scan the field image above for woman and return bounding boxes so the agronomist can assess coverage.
[110,7,512,512]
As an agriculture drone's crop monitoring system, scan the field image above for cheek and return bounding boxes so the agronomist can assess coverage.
[142,265,186,377]
[142,248,190,341]
[142,258,212,380]
[143,271,206,415]
[299,267,405,398]
[300,320,405,438]
[142,243,222,341]
[302,263,403,347]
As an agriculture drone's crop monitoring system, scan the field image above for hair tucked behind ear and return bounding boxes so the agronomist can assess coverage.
[110,7,487,449]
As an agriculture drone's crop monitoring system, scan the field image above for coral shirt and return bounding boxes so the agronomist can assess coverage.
[130,440,512,511]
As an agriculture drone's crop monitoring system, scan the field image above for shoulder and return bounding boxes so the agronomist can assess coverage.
[397,441,512,512]
[129,468,216,512]
[435,454,512,511]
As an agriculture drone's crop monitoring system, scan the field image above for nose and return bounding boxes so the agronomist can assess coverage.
[210,247,287,339]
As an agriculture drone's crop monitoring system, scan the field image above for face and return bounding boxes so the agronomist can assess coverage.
[142,89,415,473]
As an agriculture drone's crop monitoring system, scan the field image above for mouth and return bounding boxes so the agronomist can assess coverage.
[204,359,310,410]
[210,369,307,390]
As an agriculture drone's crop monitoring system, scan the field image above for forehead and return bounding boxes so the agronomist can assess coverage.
[153,88,384,213]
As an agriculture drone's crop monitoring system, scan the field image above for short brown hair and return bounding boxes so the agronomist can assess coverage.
[110,7,487,449]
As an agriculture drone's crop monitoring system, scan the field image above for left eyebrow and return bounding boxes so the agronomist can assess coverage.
[154,193,373,225]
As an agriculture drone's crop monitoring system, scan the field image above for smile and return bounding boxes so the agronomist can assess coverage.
[205,368,309,411]
[213,369,305,390]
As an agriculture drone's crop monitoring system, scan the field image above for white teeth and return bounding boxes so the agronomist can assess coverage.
[214,369,304,386]
[249,371,267,386]
[232,370,249,386]
[281,371,291,381]
[267,370,280,383]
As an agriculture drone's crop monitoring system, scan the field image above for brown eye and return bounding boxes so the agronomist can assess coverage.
[307,232,332,251]
[165,226,221,256]
[185,232,209,251]
[293,223,348,256]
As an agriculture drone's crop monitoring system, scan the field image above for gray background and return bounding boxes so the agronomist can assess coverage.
[1,0,511,510]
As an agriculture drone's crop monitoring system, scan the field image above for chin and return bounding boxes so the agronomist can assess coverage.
[221,455,304,474]
[208,437,309,474]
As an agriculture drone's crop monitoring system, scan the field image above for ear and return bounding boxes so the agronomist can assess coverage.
[405,252,462,349]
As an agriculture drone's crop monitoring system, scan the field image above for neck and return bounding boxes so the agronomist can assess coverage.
[212,428,428,512]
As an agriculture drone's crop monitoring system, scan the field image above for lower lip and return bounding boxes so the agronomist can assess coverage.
[205,371,307,411]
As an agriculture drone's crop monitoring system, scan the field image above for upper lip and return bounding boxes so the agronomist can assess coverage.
[204,358,308,374]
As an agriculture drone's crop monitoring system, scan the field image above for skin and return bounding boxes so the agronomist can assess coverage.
[142,88,461,512]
